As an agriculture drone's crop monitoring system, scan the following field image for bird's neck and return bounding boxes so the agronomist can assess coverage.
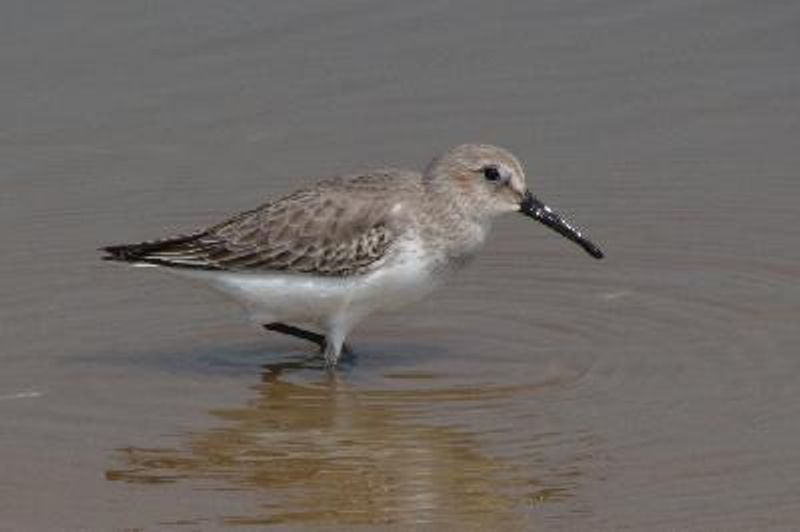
[417,186,492,268]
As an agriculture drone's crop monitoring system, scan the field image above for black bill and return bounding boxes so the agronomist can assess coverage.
[519,191,604,259]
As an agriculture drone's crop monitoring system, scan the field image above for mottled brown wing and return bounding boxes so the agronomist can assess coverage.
[206,183,397,275]
[102,171,418,276]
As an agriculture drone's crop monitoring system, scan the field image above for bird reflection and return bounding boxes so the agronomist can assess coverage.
[106,352,577,527]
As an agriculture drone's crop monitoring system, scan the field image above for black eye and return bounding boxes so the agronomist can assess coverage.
[482,165,501,182]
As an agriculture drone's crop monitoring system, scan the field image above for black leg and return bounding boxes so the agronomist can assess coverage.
[263,322,326,350]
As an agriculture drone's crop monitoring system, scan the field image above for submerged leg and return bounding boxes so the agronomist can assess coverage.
[322,319,353,367]
[263,322,326,350]
[322,334,346,367]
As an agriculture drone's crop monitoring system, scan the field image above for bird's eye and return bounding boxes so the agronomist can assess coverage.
[482,165,501,182]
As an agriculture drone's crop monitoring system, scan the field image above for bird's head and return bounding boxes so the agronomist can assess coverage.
[425,143,604,259]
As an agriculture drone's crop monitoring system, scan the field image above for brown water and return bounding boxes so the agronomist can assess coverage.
[2,0,799,530]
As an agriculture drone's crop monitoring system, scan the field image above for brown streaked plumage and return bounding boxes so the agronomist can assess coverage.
[103,170,419,276]
[102,144,604,366]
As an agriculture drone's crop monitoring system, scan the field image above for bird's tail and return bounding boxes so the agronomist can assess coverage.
[99,232,221,269]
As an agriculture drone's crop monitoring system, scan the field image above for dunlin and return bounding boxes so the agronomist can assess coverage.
[102,144,603,366]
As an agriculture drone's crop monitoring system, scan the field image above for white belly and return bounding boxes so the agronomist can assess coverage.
[172,245,441,331]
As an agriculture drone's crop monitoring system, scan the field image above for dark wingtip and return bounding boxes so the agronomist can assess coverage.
[98,235,224,270]
[99,244,140,262]
[100,245,128,261]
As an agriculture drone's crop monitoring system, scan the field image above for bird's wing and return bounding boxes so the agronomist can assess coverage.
[101,170,420,276]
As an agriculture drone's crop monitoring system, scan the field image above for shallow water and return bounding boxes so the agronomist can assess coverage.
[2,0,800,529]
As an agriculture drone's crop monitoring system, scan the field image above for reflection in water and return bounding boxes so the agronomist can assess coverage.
[106,354,586,527]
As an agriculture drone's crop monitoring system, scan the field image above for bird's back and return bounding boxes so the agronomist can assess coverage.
[101,169,423,276]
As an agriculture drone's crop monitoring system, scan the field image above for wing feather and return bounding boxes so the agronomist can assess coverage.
[101,170,419,277]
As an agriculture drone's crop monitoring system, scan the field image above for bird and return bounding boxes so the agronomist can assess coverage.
[101,143,604,366]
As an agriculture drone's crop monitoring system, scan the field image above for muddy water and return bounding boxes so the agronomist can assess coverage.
[2,0,800,529]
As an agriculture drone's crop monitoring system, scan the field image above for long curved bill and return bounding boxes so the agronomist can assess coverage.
[519,191,604,259]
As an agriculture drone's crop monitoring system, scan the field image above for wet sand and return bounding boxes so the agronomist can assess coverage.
[2,0,800,529]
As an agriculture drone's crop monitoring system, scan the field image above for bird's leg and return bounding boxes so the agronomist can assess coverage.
[263,322,326,350]
[263,322,352,357]
[322,322,350,367]
[323,336,346,367]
